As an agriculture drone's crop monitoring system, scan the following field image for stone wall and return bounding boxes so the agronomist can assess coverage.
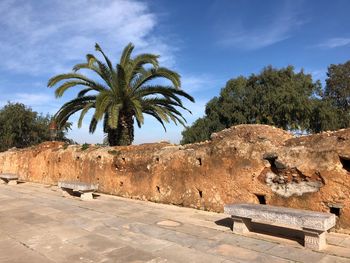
[0,124,349,233]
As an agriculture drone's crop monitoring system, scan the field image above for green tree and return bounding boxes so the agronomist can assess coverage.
[324,61,350,127]
[0,103,70,152]
[181,66,335,144]
[308,99,341,133]
[48,43,194,146]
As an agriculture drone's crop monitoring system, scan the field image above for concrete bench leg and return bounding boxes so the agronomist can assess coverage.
[80,192,94,201]
[7,180,18,185]
[232,216,251,234]
[303,228,326,250]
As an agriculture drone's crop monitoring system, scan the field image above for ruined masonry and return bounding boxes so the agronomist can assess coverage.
[0,124,349,233]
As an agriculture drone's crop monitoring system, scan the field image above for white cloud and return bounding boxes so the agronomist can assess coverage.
[0,92,60,114]
[0,0,175,75]
[11,93,53,106]
[317,38,350,49]
[181,75,222,93]
[217,1,305,50]
[0,92,50,106]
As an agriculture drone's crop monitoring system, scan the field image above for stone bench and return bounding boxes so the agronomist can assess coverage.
[58,181,98,200]
[0,173,19,185]
[224,203,336,250]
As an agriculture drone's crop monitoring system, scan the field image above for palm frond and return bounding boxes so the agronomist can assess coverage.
[86,54,113,87]
[130,98,144,125]
[54,96,96,128]
[107,103,122,129]
[116,64,127,96]
[78,102,95,128]
[77,88,95,97]
[135,85,194,104]
[89,116,98,133]
[120,43,134,68]
[143,110,167,131]
[131,67,181,91]
[95,90,113,120]
[95,43,113,72]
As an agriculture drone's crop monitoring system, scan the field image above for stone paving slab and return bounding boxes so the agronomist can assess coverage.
[0,182,349,263]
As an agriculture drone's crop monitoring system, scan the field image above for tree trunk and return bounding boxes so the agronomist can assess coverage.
[107,113,134,146]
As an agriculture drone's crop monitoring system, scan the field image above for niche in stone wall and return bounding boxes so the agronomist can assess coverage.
[263,153,278,169]
[254,194,266,205]
[329,203,343,217]
[339,155,350,172]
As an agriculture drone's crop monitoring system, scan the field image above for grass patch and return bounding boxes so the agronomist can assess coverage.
[81,143,90,151]
[108,150,120,156]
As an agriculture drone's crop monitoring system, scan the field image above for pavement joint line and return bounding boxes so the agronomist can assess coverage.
[6,233,54,262]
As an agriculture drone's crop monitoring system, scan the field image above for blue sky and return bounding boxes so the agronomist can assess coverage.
[0,0,349,144]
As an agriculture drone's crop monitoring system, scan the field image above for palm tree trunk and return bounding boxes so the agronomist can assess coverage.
[108,113,134,146]
[107,128,118,146]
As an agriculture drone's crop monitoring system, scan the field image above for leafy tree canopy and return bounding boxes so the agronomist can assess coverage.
[181,65,346,144]
[324,60,350,127]
[0,102,71,152]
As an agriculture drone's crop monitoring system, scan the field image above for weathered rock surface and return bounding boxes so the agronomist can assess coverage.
[0,124,349,233]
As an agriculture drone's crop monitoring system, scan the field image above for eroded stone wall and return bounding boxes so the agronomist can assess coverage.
[0,124,349,233]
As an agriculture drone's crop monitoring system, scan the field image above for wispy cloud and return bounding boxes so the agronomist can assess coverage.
[216,1,305,50]
[11,93,53,106]
[181,74,223,93]
[317,38,350,49]
[0,0,175,75]
[0,92,60,114]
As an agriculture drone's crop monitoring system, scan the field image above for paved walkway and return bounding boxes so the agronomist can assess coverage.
[0,183,349,263]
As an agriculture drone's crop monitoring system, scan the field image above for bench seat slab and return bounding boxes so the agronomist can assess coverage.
[0,173,19,180]
[58,181,98,192]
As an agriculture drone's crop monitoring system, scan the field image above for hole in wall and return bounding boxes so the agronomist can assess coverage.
[156,157,160,162]
[121,157,126,163]
[339,155,350,172]
[196,158,202,166]
[330,207,341,217]
[156,186,160,193]
[119,181,123,187]
[58,157,61,162]
[97,155,102,160]
[255,194,266,205]
[328,203,343,217]
[76,156,80,160]
[114,164,120,170]
[198,189,203,198]
[263,153,278,169]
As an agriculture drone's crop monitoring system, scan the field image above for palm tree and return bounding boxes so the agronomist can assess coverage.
[48,43,194,146]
